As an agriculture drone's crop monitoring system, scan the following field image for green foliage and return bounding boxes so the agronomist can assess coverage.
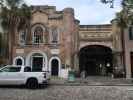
[100,0,114,8]
[122,0,133,6]
[123,0,133,22]
[3,0,23,9]
[17,4,31,30]
[116,10,128,28]
[0,0,31,32]
[0,7,9,31]
[0,0,31,63]
[115,0,133,27]
[101,0,133,8]
[101,0,113,4]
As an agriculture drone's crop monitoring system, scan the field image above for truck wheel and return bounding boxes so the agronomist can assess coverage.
[26,78,38,89]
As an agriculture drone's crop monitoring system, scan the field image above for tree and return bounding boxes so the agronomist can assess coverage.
[122,0,133,23]
[115,0,133,32]
[0,0,31,64]
[107,0,132,33]
[101,0,114,8]
[101,0,133,9]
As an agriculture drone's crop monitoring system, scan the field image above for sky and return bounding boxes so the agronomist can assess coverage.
[24,0,122,25]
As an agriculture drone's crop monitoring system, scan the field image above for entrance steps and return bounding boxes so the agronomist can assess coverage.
[49,76,133,86]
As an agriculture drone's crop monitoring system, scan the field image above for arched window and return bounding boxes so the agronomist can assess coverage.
[51,28,58,43]
[33,26,43,44]
[16,59,23,66]
[13,56,24,66]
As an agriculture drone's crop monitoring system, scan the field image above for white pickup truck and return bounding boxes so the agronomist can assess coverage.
[0,65,50,89]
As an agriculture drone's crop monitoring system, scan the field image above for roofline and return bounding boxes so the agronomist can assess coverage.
[80,24,111,26]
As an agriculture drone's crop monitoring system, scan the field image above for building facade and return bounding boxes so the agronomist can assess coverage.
[124,23,133,78]
[10,5,130,78]
[12,6,79,77]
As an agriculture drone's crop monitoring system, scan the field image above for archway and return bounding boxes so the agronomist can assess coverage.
[26,50,48,71]
[49,57,61,77]
[51,59,59,76]
[79,45,113,76]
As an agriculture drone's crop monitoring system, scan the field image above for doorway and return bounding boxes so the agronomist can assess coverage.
[51,59,59,76]
[32,57,43,71]
[79,45,113,76]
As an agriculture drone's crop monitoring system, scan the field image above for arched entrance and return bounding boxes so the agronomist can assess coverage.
[32,53,44,71]
[49,57,61,77]
[26,50,48,71]
[51,59,59,76]
[79,45,113,76]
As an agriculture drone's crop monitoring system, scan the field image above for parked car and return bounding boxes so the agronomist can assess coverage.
[0,65,50,89]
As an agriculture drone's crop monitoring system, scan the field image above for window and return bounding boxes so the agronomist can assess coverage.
[16,59,22,66]
[129,26,133,40]
[1,66,21,72]
[13,56,24,66]
[33,26,43,44]
[51,28,58,43]
[19,30,26,45]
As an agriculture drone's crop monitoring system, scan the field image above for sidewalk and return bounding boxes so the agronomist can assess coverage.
[49,76,133,86]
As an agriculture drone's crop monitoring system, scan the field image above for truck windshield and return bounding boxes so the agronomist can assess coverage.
[1,67,21,72]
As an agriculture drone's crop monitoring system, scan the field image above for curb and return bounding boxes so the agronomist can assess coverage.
[49,83,133,86]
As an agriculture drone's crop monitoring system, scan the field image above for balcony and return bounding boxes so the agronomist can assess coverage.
[15,43,60,49]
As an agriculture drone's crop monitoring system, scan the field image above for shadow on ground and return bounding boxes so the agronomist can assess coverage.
[0,85,49,89]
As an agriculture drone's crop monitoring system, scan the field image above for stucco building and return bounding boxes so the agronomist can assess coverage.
[12,6,79,77]
[112,20,133,78]
[10,5,132,78]
[124,23,133,78]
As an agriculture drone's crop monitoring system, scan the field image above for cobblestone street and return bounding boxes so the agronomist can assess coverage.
[0,85,133,100]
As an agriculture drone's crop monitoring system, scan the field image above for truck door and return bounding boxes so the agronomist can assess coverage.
[6,66,24,85]
[0,66,24,85]
[0,70,8,85]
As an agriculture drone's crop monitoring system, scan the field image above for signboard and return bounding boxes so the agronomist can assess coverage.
[51,49,60,54]
[16,49,24,54]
